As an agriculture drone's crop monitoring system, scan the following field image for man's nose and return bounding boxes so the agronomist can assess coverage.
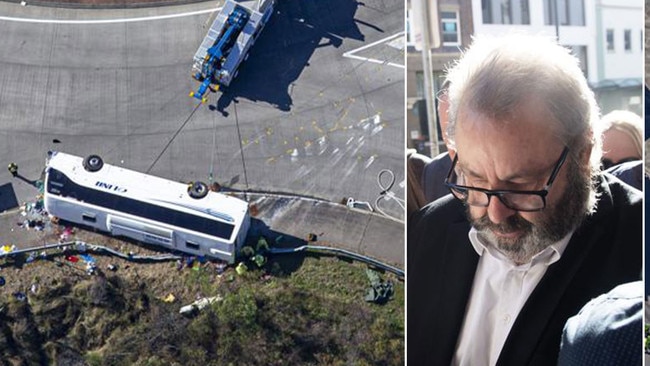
[487,195,517,224]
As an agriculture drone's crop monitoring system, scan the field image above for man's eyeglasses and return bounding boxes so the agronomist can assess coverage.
[444,147,570,212]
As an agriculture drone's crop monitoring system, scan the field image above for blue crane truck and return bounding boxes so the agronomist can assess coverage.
[190,0,275,102]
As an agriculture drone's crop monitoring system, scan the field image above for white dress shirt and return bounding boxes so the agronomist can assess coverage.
[452,227,573,366]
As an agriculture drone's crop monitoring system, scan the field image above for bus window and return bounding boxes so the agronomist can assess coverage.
[82,213,97,223]
[186,241,200,251]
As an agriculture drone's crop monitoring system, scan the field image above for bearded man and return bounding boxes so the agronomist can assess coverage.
[407,34,641,366]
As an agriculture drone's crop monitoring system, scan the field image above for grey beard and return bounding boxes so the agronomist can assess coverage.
[470,163,592,265]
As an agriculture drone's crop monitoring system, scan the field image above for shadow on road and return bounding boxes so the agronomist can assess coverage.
[15,174,41,189]
[247,217,308,275]
[214,0,369,113]
[0,183,19,213]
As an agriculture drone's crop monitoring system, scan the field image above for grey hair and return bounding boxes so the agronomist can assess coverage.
[445,34,602,212]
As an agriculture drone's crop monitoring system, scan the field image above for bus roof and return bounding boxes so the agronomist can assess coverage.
[46,151,249,225]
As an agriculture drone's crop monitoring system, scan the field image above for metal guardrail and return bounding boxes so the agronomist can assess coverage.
[0,241,182,262]
[269,245,404,278]
[0,241,404,279]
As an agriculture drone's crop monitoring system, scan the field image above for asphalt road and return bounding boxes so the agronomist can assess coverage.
[0,0,404,264]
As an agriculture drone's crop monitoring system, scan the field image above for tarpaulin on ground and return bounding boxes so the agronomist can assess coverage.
[80,254,96,263]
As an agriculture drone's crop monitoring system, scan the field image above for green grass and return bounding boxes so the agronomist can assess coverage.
[206,254,404,365]
[85,351,103,366]
[0,254,404,365]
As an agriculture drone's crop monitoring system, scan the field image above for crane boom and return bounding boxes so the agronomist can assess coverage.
[190,0,275,103]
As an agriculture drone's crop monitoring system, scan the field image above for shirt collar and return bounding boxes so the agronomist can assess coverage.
[468,226,573,268]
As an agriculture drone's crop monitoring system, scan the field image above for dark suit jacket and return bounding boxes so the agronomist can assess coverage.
[422,151,452,204]
[605,160,642,191]
[407,174,641,366]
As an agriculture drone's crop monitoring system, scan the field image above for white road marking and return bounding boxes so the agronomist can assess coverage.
[342,32,405,69]
[0,7,218,24]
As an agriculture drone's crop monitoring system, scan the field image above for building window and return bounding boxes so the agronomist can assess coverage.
[624,30,631,52]
[441,11,460,46]
[500,0,511,24]
[481,0,531,24]
[482,0,530,25]
[544,0,585,26]
[606,29,614,51]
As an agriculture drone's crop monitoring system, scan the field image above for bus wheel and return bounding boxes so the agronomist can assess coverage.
[83,155,104,172]
[188,181,209,199]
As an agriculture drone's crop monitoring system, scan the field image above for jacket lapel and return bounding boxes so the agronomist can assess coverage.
[497,224,604,365]
[433,220,479,364]
[497,177,615,365]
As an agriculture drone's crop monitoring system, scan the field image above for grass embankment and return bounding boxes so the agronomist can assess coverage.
[0,254,404,365]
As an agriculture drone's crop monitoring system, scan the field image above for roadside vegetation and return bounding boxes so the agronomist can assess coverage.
[0,254,404,365]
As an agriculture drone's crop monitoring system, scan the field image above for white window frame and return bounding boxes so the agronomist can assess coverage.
[406,8,415,47]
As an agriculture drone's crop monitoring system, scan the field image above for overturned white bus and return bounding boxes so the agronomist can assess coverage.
[43,151,250,263]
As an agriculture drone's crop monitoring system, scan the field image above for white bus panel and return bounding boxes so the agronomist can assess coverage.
[43,151,250,263]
